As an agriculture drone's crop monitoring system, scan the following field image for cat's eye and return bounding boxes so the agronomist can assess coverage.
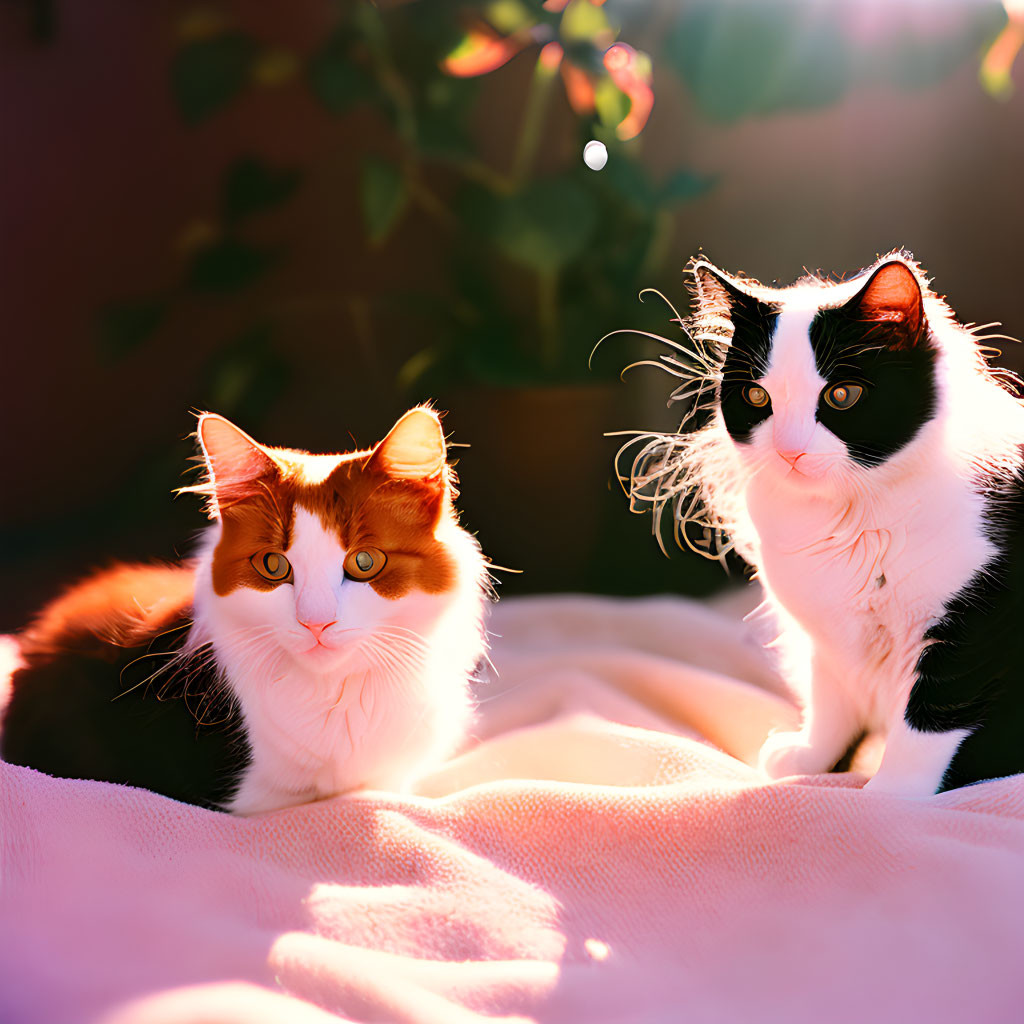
[823,383,864,411]
[743,385,770,408]
[345,547,387,581]
[251,550,292,583]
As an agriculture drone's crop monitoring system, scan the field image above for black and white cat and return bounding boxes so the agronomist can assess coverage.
[626,252,1024,795]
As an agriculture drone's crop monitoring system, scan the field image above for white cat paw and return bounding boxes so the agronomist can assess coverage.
[758,731,826,779]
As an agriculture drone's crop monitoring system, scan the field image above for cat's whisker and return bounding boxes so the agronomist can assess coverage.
[367,626,428,650]
[592,328,718,375]
[974,333,1021,345]
[359,642,411,685]
[360,629,427,663]
[362,636,429,674]
[638,286,687,328]
[619,359,692,382]
[361,644,421,675]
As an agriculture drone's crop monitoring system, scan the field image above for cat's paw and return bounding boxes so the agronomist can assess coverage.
[758,731,825,779]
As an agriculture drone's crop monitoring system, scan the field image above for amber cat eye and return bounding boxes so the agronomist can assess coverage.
[345,547,387,581]
[823,383,864,410]
[743,385,770,408]
[251,550,293,583]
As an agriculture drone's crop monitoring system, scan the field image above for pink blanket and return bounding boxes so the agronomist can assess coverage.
[3,593,1024,1024]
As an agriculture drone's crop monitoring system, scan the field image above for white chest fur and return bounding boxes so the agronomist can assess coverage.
[224,655,445,813]
[189,516,485,815]
[746,460,992,729]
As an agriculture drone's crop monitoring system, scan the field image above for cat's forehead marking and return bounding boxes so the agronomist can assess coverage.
[763,306,824,401]
[286,507,345,625]
[288,505,345,561]
[281,451,351,485]
[211,451,456,601]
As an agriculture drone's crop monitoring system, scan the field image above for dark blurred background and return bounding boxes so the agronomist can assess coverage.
[2,0,1023,631]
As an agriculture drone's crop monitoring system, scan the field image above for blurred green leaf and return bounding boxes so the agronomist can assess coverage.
[485,0,535,35]
[600,158,655,213]
[308,30,377,113]
[462,318,541,387]
[660,169,719,204]
[187,238,276,292]
[665,1,848,122]
[201,323,290,422]
[593,78,630,130]
[560,0,616,44]
[395,0,474,57]
[171,33,255,125]
[361,156,409,245]
[594,223,652,281]
[351,1,390,48]
[666,0,1005,122]
[98,299,168,361]
[561,40,607,75]
[397,345,445,392]
[416,77,480,159]
[222,157,301,224]
[469,179,598,272]
[876,6,1006,90]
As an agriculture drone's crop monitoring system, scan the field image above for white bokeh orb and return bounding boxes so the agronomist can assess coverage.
[583,140,608,172]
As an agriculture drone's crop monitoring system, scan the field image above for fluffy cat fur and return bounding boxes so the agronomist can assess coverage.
[621,252,1024,795]
[2,408,488,813]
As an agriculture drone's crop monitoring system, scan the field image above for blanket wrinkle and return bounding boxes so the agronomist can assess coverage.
[2,596,1024,1024]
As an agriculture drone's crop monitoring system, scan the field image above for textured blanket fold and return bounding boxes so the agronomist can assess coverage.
[2,593,1023,1024]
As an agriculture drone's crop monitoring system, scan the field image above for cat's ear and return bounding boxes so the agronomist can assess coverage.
[692,260,759,321]
[189,413,280,518]
[370,407,447,483]
[844,258,925,348]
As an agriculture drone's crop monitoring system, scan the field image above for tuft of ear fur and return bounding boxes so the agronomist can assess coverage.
[692,260,756,315]
[370,407,447,483]
[689,259,773,357]
[845,257,925,348]
[181,413,280,519]
[689,259,771,340]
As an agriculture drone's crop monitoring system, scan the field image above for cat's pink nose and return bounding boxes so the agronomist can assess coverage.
[299,619,336,639]
[777,449,805,467]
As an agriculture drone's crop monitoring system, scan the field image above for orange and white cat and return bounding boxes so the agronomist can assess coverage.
[1,408,488,813]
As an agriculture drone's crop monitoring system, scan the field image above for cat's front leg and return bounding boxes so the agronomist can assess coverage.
[759,657,859,780]
[863,716,969,798]
[866,612,987,797]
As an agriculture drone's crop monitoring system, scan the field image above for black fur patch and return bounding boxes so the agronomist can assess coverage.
[717,287,780,443]
[906,466,1024,791]
[809,307,938,468]
[1,619,251,809]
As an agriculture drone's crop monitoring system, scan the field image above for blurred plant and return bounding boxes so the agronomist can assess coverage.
[97,8,305,424]
[440,0,654,142]
[981,0,1024,98]
[666,0,1006,122]
[306,0,706,389]
[99,0,1011,408]
[325,0,1006,389]
[98,150,298,422]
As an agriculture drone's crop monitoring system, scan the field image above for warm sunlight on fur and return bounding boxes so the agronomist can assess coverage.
[3,408,490,815]
[616,252,1024,797]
